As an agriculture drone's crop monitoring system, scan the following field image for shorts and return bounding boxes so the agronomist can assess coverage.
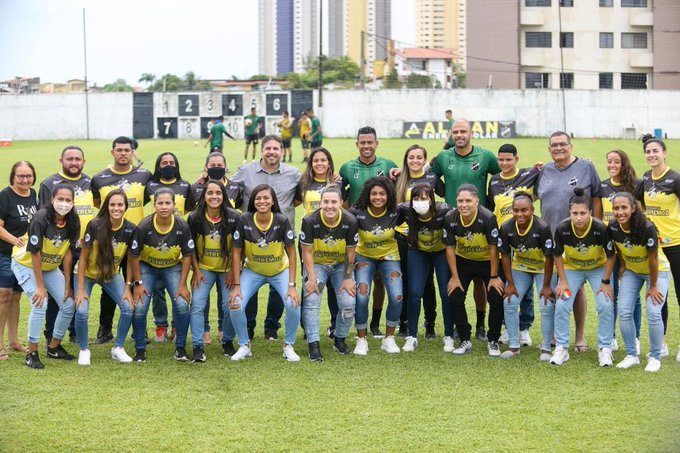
[211,146,223,153]
[282,139,292,148]
[301,139,310,149]
[311,140,323,149]
[245,134,259,145]
[0,253,21,292]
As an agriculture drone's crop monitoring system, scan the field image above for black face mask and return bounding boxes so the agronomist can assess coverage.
[160,166,177,180]
[206,167,226,181]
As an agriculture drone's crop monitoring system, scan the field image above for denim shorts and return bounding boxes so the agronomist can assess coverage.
[0,253,21,292]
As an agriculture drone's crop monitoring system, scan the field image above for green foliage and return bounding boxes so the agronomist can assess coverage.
[145,72,211,92]
[406,73,435,89]
[287,56,360,89]
[102,78,134,92]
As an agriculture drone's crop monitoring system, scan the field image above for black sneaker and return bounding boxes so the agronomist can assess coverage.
[327,326,336,340]
[174,346,189,361]
[425,324,436,339]
[308,341,323,362]
[397,322,409,338]
[68,331,78,343]
[133,349,147,363]
[247,327,255,340]
[46,345,75,361]
[476,326,488,342]
[333,337,350,355]
[25,351,44,369]
[370,325,384,338]
[222,340,236,357]
[94,326,113,345]
[192,347,206,363]
[264,330,278,341]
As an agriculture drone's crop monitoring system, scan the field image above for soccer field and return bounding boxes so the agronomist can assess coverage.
[1,137,679,452]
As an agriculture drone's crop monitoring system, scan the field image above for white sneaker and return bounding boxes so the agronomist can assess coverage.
[646,343,670,359]
[501,349,519,359]
[78,349,91,366]
[231,344,252,361]
[381,336,400,354]
[111,346,133,363]
[402,336,418,352]
[443,336,455,353]
[550,346,569,365]
[354,337,369,356]
[452,340,472,355]
[499,330,509,345]
[616,355,640,369]
[520,330,532,347]
[488,341,501,357]
[645,357,661,373]
[242,159,248,163]
[598,348,613,367]
[636,338,640,356]
[282,344,300,362]
[539,350,551,362]
[611,338,619,352]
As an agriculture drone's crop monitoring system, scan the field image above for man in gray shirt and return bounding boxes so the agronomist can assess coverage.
[231,135,302,340]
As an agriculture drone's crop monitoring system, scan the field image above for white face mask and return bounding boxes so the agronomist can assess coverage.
[412,200,430,215]
[53,201,73,216]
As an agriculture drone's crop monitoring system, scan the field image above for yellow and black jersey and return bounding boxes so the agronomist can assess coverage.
[300,208,359,265]
[12,209,80,271]
[639,168,680,247]
[82,219,139,280]
[301,178,330,216]
[132,214,195,269]
[349,207,406,261]
[487,167,539,227]
[145,179,195,215]
[39,172,95,241]
[498,215,553,273]
[553,217,614,271]
[400,202,450,253]
[91,167,151,225]
[191,179,242,211]
[608,219,670,274]
[443,205,499,261]
[187,208,240,272]
[395,170,444,235]
[233,212,295,276]
[600,177,642,224]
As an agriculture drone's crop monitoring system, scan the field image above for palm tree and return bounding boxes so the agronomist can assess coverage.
[138,73,156,91]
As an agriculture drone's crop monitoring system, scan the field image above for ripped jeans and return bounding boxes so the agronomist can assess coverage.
[354,255,402,331]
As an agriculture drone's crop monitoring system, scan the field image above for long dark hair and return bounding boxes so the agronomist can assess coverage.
[606,149,637,193]
[353,176,397,213]
[247,184,282,214]
[395,144,427,203]
[407,183,436,248]
[46,184,79,241]
[194,180,231,260]
[92,189,128,282]
[151,152,183,182]
[301,147,334,196]
[612,192,649,245]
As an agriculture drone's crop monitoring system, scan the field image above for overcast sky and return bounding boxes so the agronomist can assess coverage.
[0,0,415,86]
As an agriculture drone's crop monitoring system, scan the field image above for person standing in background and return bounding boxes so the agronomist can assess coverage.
[243,107,261,163]
[275,111,294,163]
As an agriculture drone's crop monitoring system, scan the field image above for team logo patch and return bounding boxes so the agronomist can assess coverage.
[568,177,578,187]
[606,241,613,251]
[131,240,138,250]
[354,233,359,242]
[497,238,503,247]
[233,231,240,240]
[30,235,39,246]
[471,163,480,172]
[188,239,195,249]
[545,239,553,249]
[287,230,294,240]
[647,238,655,247]
[84,233,90,243]
[491,228,498,238]
[376,170,385,177]
[299,231,306,241]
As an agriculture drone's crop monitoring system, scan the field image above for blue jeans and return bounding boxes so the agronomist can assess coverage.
[619,270,669,360]
[302,263,355,342]
[230,268,300,346]
[151,282,174,328]
[245,287,284,333]
[354,255,403,330]
[190,270,234,347]
[12,259,75,344]
[555,267,614,349]
[518,289,535,331]
[612,259,641,339]
[505,271,545,349]
[74,274,133,349]
[133,263,190,350]
[538,275,558,352]
[407,249,452,337]
[203,285,225,333]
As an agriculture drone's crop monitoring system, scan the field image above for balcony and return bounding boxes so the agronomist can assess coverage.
[521,10,544,26]
[630,53,653,67]
[629,13,653,27]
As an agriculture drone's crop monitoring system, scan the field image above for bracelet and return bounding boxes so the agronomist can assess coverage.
[601,279,611,284]
[490,275,499,279]
[233,283,240,286]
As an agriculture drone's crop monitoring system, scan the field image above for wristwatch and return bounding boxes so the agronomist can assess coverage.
[134,280,143,286]
[288,282,296,288]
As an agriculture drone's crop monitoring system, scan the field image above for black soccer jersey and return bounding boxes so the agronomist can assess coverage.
[301,178,330,216]
[91,167,151,225]
[402,202,450,253]
[498,215,553,273]
[349,207,406,261]
[187,208,240,272]
[608,219,670,275]
[443,205,499,261]
[82,219,140,280]
[39,172,95,240]
[132,214,195,268]
[13,209,79,271]
[300,208,359,265]
[600,177,642,224]
[487,167,539,227]
[639,168,680,247]
[553,217,614,270]
[145,178,195,215]
[191,179,242,210]
[395,170,444,236]
[233,212,295,276]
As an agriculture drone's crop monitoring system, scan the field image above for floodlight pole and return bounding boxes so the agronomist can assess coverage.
[83,8,90,140]
[318,0,323,107]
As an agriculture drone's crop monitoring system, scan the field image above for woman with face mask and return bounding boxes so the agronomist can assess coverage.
[11,184,80,369]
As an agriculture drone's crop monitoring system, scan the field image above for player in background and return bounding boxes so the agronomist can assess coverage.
[443,109,455,150]
[275,111,294,163]
[205,116,235,153]
[243,107,260,163]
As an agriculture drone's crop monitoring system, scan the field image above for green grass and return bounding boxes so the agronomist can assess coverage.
[1,137,679,452]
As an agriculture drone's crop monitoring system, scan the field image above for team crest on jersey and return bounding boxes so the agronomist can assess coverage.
[568,177,578,187]
[157,241,170,253]
[322,234,337,247]
[287,230,294,240]
[257,238,269,249]
[233,230,240,241]
[647,186,657,200]
[464,231,474,242]
[647,238,655,247]
[208,229,221,242]
[471,162,480,172]
[516,242,527,254]
[546,239,553,249]
[51,234,64,248]
[119,179,132,192]
[622,238,633,251]
[575,241,589,255]
[111,237,119,250]
[371,225,386,237]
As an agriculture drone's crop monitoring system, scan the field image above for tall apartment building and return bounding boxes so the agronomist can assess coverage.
[466,0,680,90]
[415,0,466,70]
[258,0,319,76]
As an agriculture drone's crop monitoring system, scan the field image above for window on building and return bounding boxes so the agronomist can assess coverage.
[560,0,574,6]
[599,0,613,6]
[560,32,574,48]
[621,73,647,89]
[599,73,613,89]
[621,0,647,6]
[526,72,550,88]
[599,32,614,48]
[560,73,574,88]
[621,32,647,49]
[526,32,552,48]
[526,0,551,5]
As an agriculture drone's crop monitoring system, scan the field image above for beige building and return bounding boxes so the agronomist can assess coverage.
[467,0,680,90]
[415,0,466,70]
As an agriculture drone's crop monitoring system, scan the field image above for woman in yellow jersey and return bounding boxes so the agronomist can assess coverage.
[395,144,443,339]
[551,188,616,367]
[187,180,240,363]
[11,184,80,369]
[275,110,294,162]
[639,134,680,361]
[349,176,406,355]
[74,189,141,365]
[609,192,669,372]
[229,184,300,362]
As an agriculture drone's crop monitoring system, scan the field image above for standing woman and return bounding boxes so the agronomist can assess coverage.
[349,176,405,355]
[11,184,79,369]
[74,189,141,365]
[639,134,680,361]
[229,184,301,361]
[187,180,240,362]
[551,188,616,367]
[0,162,37,361]
[394,145,443,338]
[130,188,195,362]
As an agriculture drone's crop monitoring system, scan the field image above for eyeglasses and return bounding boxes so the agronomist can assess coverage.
[550,142,571,149]
[15,174,34,180]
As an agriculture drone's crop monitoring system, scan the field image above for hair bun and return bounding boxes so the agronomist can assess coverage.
[640,133,654,143]
[573,187,585,196]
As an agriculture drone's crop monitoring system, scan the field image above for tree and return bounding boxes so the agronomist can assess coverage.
[184,71,197,90]
[103,78,134,92]
[286,55,360,89]
[406,74,434,89]
[150,74,183,92]
[138,73,155,89]
[383,70,402,89]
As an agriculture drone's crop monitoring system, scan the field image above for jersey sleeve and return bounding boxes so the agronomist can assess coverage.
[540,223,554,256]
[0,191,8,221]
[346,215,359,248]
[281,216,295,248]
[300,217,313,246]
[25,213,46,253]
[68,216,81,246]
[38,182,52,210]
[431,153,444,177]
[338,163,350,200]
[498,224,511,255]
[90,176,101,201]
[588,162,602,197]
[487,151,501,175]
[552,223,565,256]
[129,221,146,257]
[645,222,660,252]
[187,211,200,243]
[226,181,243,210]
[443,213,456,246]
[179,220,195,256]
[184,184,196,212]
[484,213,500,246]
[232,216,245,249]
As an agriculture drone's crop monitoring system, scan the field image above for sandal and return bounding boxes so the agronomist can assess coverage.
[574,344,589,353]
[8,343,29,353]
[0,348,9,361]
